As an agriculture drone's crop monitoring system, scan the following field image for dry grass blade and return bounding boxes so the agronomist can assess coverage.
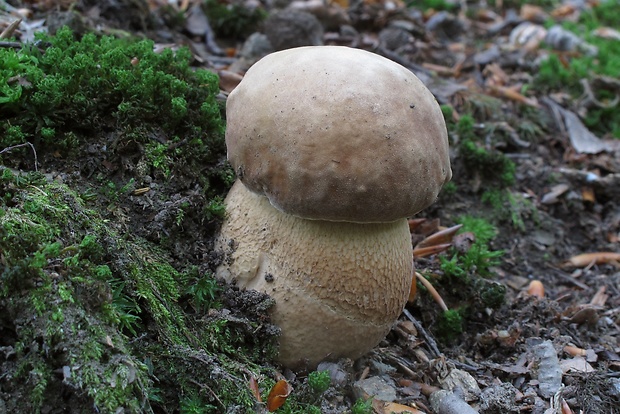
[415,272,448,312]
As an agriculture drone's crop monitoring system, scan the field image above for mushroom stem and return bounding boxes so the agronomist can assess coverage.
[216,181,414,369]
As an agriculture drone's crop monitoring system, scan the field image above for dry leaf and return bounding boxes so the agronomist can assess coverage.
[413,243,452,258]
[561,399,574,414]
[408,272,417,303]
[590,286,609,307]
[382,401,425,413]
[592,27,620,41]
[543,98,617,153]
[488,84,539,107]
[416,224,463,249]
[520,4,547,22]
[509,22,547,50]
[267,379,292,412]
[408,218,427,232]
[566,252,620,267]
[218,70,244,93]
[541,183,569,204]
[563,345,586,357]
[581,186,595,203]
[248,377,262,403]
[560,356,595,373]
[329,0,349,7]
[551,4,578,19]
[527,280,545,298]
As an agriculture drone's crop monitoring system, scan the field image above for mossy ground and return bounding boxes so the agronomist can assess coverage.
[0,28,280,413]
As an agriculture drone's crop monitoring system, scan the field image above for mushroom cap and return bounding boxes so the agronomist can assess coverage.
[226,45,451,223]
[216,180,414,369]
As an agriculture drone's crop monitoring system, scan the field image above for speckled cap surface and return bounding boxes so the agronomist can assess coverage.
[225,46,451,222]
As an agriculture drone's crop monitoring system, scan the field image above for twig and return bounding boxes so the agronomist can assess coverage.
[402,308,442,358]
[189,379,226,409]
[0,142,38,171]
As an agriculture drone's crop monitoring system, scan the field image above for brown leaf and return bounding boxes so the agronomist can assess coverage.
[526,280,545,298]
[590,286,609,307]
[541,183,569,204]
[408,272,417,303]
[413,243,452,258]
[248,376,262,403]
[566,252,620,267]
[219,70,244,93]
[382,401,425,413]
[267,379,292,412]
[408,218,427,232]
[416,224,463,249]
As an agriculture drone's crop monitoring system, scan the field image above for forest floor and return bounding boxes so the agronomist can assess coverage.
[0,0,619,413]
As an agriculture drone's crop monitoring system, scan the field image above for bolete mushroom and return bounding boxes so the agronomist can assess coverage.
[215,46,451,369]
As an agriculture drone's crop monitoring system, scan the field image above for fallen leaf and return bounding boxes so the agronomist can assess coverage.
[382,401,425,413]
[563,345,586,357]
[416,224,462,249]
[560,356,595,373]
[267,379,292,412]
[581,186,595,203]
[592,27,620,41]
[218,70,244,93]
[541,183,569,204]
[408,272,417,303]
[249,377,262,403]
[408,218,426,232]
[590,286,609,307]
[566,252,620,267]
[527,280,545,298]
[413,243,452,258]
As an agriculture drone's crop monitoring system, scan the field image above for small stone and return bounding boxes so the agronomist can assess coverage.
[437,369,481,402]
[353,376,398,402]
[263,10,323,51]
[479,383,520,413]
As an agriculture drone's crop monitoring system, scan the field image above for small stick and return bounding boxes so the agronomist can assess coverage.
[402,308,442,358]
[0,142,38,171]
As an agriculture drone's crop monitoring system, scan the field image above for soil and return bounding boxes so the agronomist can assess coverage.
[1,0,619,413]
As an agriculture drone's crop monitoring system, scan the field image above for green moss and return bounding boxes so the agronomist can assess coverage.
[308,370,331,394]
[461,139,516,187]
[473,278,507,309]
[533,6,620,138]
[0,168,281,412]
[436,309,464,341]
[481,189,538,231]
[0,27,225,183]
[351,398,373,414]
[410,0,458,11]
[204,0,267,39]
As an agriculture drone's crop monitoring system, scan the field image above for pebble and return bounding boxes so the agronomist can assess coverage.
[353,376,398,402]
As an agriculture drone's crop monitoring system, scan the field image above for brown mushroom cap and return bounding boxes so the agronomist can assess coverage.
[226,45,451,223]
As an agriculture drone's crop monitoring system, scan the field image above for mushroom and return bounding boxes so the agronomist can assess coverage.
[215,46,451,369]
